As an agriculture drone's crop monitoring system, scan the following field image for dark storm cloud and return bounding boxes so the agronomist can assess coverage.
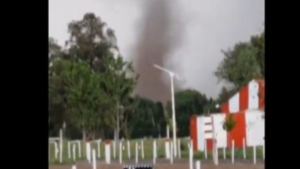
[133,0,183,103]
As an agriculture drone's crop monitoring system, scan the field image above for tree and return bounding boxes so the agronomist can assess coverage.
[100,54,138,141]
[250,31,265,77]
[217,86,238,105]
[49,13,138,140]
[122,96,167,139]
[66,13,118,72]
[166,89,216,137]
[215,31,265,89]
[49,43,69,136]
[49,37,61,58]
[62,60,111,140]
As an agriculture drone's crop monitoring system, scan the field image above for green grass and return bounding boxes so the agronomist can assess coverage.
[49,138,264,164]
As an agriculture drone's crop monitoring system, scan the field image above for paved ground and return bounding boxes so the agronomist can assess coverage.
[49,159,264,169]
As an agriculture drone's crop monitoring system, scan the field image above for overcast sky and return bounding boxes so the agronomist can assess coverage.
[49,0,264,99]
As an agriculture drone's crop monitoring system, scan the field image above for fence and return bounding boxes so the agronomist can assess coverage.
[49,135,264,168]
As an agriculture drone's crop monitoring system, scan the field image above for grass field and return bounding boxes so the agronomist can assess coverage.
[49,137,264,164]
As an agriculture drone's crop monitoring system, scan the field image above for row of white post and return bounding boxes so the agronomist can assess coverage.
[71,148,100,169]
[50,137,264,166]
[72,140,196,169]
[49,129,63,163]
[50,138,182,163]
[209,138,264,166]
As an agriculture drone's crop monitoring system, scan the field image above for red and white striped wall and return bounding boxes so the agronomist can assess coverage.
[221,79,265,113]
[190,110,264,151]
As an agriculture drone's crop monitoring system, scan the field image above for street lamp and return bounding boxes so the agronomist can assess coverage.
[153,64,181,157]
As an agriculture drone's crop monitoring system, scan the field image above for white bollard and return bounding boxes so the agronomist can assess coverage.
[119,141,122,164]
[141,140,145,159]
[170,142,173,164]
[92,149,96,169]
[204,140,207,159]
[86,142,91,163]
[167,125,170,139]
[97,139,101,158]
[165,140,170,159]
[135,142,139,164]
[263,139,265,160]
[49,144,50,162]
[72,144,76,161]
[113,140,116,158]
[253,145,256,164]
[188,141,193,169]
[178,139,181,158]
[68,142,71,159]
[77,141,81,158]
[243,138,246,159]
[105,141,111,164]
[231,140,235,164]
[49,142,58,162]
[59,129,63,163]
[223,147,226,159]
[71,165,77,169]
[127,140,131,159]
[195,160,201,169]
[153,140,157,164]
[213,139,218,165]
[53,142,59,159]
[216,142,219,165]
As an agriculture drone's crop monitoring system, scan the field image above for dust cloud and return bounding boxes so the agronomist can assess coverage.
[133,0,184,103]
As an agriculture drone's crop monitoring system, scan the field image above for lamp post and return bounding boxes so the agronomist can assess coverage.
[153,64,180,157]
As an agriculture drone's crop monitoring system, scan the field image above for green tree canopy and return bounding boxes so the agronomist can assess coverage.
[49,13,138,140]
[166,89,218,137]
[215,31,264,103]
[215,31,265,89]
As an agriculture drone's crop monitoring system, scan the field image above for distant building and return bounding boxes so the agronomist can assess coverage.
[190,79,265,151]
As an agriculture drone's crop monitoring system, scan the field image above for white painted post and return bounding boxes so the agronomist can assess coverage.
[49,143,51,162]
[263,139,265,160]
[135,142,139,164]
[119,141,122,164]
[195,160,201,169]
[153,140,157,164]
[127,140,131,159]
[86,142,91,163]
[92,149,96,169]
[71,165,77,169]
[141,140,144,159]
[165,140,170,159]
[243,138,246,159]
[105,141,111,164]
[59,129,63,163]
[170,142,173,164]
[253,145,256,164]
[77,141,81,158]
[178,139,181,158]
[204,140,207,159]
[231,140,235,164]
[189,141,193,169]
[213,139,218,165]
[223,147,226,159]
[54,142,59,159]
[97,139,101,158]
[68,141,71,159]
[167,125,170,138]
[72,144,76,161]
[113,140,116,159]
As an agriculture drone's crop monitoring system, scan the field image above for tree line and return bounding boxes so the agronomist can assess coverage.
[49,13,264,140]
